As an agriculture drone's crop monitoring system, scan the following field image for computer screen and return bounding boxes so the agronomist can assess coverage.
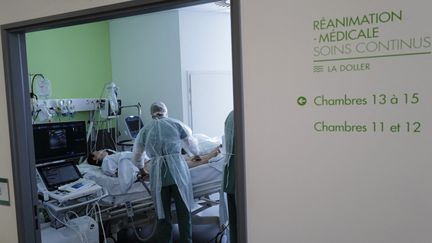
[37,161,82,191]
[125,116,143,139]
[33,121,87,164]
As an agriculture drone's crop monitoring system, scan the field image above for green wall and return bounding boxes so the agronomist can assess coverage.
[26,21,112,122]
[26,21,112,99]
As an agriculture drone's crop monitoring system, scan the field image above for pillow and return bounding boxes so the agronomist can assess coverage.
[193,134,222,155]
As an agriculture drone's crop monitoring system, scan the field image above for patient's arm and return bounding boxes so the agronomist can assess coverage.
[132,144,145,167]
[186,145,221,168]
[143,145,222,176]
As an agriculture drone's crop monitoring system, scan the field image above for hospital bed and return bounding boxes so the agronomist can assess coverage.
[77,154,226,241]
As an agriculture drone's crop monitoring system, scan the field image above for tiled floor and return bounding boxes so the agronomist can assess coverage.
[115,204,226,243]
[116,223,222,243]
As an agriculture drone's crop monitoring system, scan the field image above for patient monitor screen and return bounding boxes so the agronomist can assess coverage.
[49,129,67,149]
[125,116,143,138]
[33,121,87,164]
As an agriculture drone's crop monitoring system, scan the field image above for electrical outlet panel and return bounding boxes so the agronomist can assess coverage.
[36,98,100,112]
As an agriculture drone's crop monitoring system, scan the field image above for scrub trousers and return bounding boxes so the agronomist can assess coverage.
[157,184,192,243]
[227,193,237,243]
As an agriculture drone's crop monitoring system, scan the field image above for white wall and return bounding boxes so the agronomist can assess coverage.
[241,0,432,242]
[4,1,430,243]
[178,9,233,126]
[188,71,233,137]
[110,7,233,138]
[0,1,128,242]
[109,10,183,129]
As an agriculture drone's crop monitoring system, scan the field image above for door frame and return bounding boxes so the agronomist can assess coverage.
[186,70,233,132]
[1,0,247,242]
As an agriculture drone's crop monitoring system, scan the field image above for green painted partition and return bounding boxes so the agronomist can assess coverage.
[26,21,112,122]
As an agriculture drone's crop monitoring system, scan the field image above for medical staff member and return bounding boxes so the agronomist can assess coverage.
[132,101,200,243]
[224,110,237,243]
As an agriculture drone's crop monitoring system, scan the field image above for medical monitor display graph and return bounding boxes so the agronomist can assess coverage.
[33,121,87,164]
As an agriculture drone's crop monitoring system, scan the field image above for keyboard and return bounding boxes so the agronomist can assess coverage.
[48,179,102,202]
[58,178,95,192]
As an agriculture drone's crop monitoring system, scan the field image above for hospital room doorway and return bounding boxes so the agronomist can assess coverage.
[2,0,246,243]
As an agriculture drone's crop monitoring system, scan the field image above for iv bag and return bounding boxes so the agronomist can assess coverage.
[35,79,52,99]
[107,83,119,115]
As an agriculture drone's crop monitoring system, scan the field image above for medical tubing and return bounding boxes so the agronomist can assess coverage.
[91,121,102,152]
[138,177,151,195]
[97,82,110,117]
[207,223,229,243]
[82,196,107,242]
[221,151,235,191]
[33,109,41,122]
[124,176,157,241]
[91,82,113,152]
[115,115,119,147]
[88,112,100,152]
[66,210,80,220]
[45,206,87,243]
[84,200,107,243]
[30,73,44,99]
[96,202,108,243]
[130,214,157,242]
[125,200,155,242]
[65,210,91,243]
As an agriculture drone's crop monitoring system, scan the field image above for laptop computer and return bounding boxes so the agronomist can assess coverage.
[36,161,101,202]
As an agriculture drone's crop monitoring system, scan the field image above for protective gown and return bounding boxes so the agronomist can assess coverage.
[223,111,235,193]
[133,117,199,219]
[223,110,237,243]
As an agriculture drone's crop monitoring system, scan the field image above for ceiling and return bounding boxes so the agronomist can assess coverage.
[180,2,230,13]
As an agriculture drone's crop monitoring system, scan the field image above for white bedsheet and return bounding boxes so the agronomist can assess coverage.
[78,156,224,198]
[79,156,228,227]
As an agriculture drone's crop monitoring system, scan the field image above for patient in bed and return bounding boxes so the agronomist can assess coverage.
[87,134,222,177]
[86,134,222,192]
[87,145,221,174]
